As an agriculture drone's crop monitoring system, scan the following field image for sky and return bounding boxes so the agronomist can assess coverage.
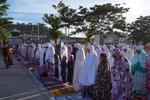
[7,0,150,24]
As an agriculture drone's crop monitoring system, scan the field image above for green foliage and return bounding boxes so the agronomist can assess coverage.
[44,1,129,43]
[83,37,91,44]
[0,0,12,41]
[76,3,129,42]
[49,29,63,40]
[0,28,11,41]
[43,14,61,30]
[52,1,81,28]
[85,3,128,32]
[0,0,9,16]
[48,29,63,44]
[0,0,12,27]
[128,16,150,44]
[43,5,65,44]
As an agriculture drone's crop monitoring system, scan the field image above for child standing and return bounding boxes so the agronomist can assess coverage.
[60,56,67,83]
[67,55,75,84]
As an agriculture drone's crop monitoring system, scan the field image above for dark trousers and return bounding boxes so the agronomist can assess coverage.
[61,69,66,83]
[3,56,9,69]
[82,86,94,98]
[35,59,40,66]
[55,66,59,78]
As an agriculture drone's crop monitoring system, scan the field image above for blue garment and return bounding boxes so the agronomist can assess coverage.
[131,51,147,95]
[131,51,147,73]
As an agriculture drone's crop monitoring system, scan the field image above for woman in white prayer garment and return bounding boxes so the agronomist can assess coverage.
[73,43,85,91]
[21,44,27,58]
[79,45,98,98]
[45,43,55,77]
[39,44,46,66]
[95,45,102,64]
[34,44,42,66]
[122,45,134,64]
[59,43,68,79]
[60,42,68,61]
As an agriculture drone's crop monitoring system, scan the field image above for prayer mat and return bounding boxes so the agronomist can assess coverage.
[17,56,23,62]
[40,77,62,83]
[24,61,32,68]
[30,70,40,79]
[47,84,66,90]
[49,86,76,96]
[51,93,92,100]
[133,96,147,100]
[44,81,63,86]
[39,77,63,87]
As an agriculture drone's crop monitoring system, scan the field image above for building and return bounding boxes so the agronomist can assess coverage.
[93,32,128,45]
[61,36,85,44]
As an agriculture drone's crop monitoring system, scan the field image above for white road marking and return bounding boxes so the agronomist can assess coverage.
[17,92,49,100]
[0,82,6,84]
[0,87,48,100]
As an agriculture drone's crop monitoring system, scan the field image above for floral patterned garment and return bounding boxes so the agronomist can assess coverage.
[111,58,132,100]
[94,62,112,100]
[145,54,150,94]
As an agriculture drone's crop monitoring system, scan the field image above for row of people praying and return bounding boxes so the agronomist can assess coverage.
[19,42,150,99]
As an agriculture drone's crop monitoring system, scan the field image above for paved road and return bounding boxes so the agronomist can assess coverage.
[0,56,51,100]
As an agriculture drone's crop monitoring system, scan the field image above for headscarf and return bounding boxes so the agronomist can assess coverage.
[112,48,129,66]
[102,44,114,67]
[95,45,102,55]
[73,43,85,90]
[95,45,104,64]
[79,45,98,86]
[28,43,36,58]
[67,45,73,58]
[111,48,132,99]
[45,43,55,64]
[35,44,42,59]
[122,45,134,64]
[74,43,85,62]
[60,44,68,61]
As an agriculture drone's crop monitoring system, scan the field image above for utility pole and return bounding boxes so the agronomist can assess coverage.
[32,22,40,42]
[37,23,40,41]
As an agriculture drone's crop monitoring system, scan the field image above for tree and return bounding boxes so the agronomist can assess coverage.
[0,28,11,42]
[43,14,63,44]
[52,1,77,28]
[74,3,129,43]
[0,0,12,42]
[44,2,129,43]
[128,16,150,44]
[49,29,63,44]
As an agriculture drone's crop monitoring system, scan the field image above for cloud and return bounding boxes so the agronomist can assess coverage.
[8,0,61,14]
[124,0,150,22]
[7,0,150,23]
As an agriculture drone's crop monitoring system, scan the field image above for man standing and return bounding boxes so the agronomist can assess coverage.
[2,42,10,69]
